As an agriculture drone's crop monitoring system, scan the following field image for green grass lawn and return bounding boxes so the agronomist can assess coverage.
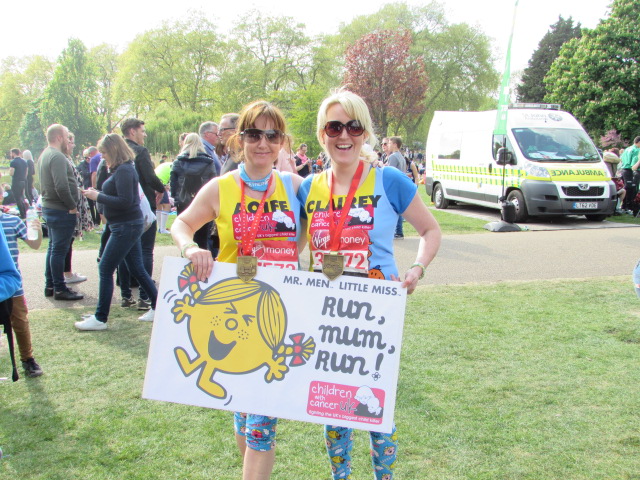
[1,277,639,479]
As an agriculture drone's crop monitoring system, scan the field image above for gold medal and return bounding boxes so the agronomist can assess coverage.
[322,252,344,280]
[237,255,258,282]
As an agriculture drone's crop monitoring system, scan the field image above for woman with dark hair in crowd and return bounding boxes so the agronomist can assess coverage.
[76,133,158,330]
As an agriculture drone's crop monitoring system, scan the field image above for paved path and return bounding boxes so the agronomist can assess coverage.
[20,225,639,311]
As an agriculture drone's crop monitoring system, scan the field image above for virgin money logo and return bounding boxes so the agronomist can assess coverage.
[311,230,330,250]
[342,231,368,248]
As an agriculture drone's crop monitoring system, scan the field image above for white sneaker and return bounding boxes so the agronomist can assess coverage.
[65,273,87,284]
[75,315,107,331]
[138,309,155,322]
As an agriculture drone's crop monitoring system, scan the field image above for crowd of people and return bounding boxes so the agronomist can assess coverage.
[602,137,640,215]
[4,89,640,478]
[2,89,440,479]
[5,85,640,479]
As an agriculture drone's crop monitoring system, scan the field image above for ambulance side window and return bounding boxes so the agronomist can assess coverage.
[438,132,462,160]
[492,135,516,165]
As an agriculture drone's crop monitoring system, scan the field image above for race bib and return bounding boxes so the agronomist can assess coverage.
[310,229,369,273]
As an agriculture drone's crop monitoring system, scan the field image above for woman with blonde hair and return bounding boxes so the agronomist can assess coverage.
[76,133,158,330]
[170,132,217,249]
[172,100,305,480]
[22,149,35,205]
[298,88,442,480]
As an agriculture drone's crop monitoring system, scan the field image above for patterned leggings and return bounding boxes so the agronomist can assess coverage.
[324,424,398,480]
[234,412,278,451]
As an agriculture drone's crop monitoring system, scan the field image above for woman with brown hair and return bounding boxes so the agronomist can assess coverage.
[76,133,158,330]
[172,100,305,480]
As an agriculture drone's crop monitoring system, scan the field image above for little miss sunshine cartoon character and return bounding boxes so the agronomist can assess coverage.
[171,264,315,399]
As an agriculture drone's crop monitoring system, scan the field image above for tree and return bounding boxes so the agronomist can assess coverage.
[90,44,122,133]
[0,63,27,152]
[40,38,101,150]
[334,3,498,143]
[517,16,582,103]
[344,30,428,137]
[286,85,327,155]
[116,12,223,114]
[0,56,53,154]
[600,129,627,149]
[416,21,498,137]
[18,107,47,161]
[544,0,638,141]
[231,13,313,95]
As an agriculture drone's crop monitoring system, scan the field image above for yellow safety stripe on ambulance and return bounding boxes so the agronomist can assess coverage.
[432,163,524,187]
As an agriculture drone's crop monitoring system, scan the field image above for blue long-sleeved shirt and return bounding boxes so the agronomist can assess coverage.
[97,161,142,225]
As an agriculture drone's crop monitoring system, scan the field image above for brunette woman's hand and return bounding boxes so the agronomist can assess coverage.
[184,246,214,282]
[82,188,99,201]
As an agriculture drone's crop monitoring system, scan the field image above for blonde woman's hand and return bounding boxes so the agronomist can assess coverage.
[390,267,421,295]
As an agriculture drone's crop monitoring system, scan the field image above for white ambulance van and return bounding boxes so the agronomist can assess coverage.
[424,104,616,222]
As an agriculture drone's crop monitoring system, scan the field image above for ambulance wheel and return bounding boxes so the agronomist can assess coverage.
[433,184,449,209]
[585,214,607,221]
[507,190,528,222]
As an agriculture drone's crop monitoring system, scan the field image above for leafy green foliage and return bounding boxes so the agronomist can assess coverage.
[40,38,101,151]
[286,86,327,156]
[417,22,498,138]
[0,56,53,153]
[18,107,46,159]
[545,0,639,141]
[116,13,223,114]
[517,16,582,103]
[90,44,122,133]
[144,105,205,157]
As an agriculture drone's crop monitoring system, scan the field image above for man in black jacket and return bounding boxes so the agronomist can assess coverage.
[121,118,164,311]
[9,149,27,219]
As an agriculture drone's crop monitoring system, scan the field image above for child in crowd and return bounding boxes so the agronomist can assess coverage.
[0,185,44,377]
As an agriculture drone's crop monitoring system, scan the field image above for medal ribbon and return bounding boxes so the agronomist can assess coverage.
[328,161,364,252]
[239,173,274,256]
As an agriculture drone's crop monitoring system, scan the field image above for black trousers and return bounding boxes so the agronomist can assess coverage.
[621,168,640,209]
[12,180,26,219]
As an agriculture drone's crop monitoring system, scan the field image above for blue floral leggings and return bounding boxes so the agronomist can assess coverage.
[324,424,398,480]
[234,412,278,451]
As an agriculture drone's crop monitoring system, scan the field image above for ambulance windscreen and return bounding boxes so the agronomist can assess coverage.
[512,128,599,162]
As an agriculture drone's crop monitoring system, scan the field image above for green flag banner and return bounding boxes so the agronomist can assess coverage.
[494,0,520,136]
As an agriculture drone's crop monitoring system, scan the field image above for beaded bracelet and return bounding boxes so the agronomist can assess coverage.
[181,242,199,258]
[409,262,426,280]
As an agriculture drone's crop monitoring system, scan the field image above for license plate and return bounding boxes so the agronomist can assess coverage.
[573,202,598,209]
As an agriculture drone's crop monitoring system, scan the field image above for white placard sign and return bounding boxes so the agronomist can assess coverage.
[143,257,407,433]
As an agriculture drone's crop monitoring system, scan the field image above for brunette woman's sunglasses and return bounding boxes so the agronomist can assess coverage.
[241,129,284,144]
[323,120,365,138]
